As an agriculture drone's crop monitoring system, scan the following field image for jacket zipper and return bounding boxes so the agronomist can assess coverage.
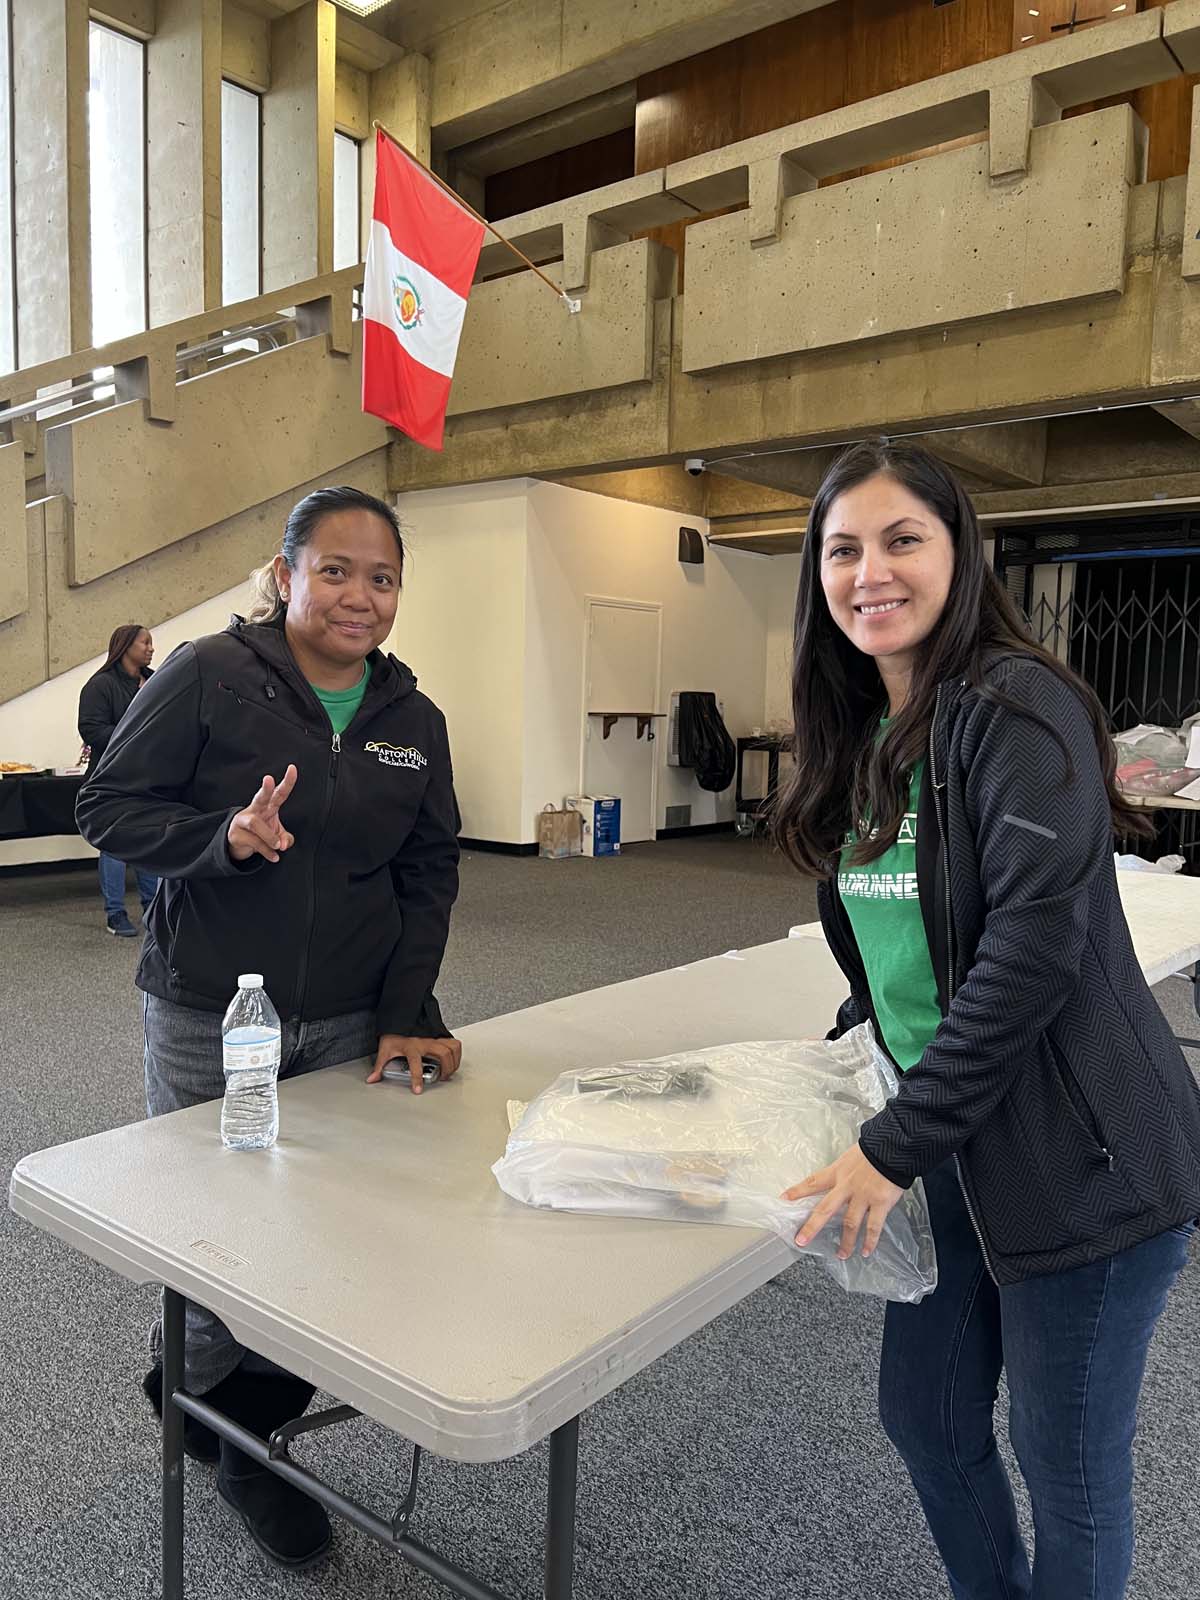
[929,685,1000,1282]
[292,729,341,1019]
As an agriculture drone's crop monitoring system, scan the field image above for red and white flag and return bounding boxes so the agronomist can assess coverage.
[362,130,485,451]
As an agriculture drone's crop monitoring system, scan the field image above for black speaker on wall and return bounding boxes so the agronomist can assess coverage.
[678,526,704,565]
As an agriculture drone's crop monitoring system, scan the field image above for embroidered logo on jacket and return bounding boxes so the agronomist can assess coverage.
[365,740,428,771]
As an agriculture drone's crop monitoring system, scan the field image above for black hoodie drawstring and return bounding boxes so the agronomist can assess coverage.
[264,661,276,701]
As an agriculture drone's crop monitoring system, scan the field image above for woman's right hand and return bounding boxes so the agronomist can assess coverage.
[227,764,298,864]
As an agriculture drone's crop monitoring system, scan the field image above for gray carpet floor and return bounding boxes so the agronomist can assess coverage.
[1,836,1197,1600]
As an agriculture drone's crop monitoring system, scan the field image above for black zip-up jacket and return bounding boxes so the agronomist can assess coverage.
[819,654,1200,1285]
[76,618,459,1037]
[78,660,152,777]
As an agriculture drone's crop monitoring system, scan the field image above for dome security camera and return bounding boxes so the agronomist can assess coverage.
[684,458,706,477]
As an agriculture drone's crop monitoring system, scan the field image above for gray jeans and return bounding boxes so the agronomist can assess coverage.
[143,990,378,1391]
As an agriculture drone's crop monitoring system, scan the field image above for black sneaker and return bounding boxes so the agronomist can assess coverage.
[106,911,138,938]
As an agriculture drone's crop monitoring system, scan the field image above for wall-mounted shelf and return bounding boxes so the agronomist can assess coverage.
[587,712,666,741]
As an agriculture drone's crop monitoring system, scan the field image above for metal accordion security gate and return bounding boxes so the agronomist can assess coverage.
[992,513,1200,868]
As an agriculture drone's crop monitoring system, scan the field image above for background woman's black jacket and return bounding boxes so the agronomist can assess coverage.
[77,660,151,777]
[819,655,1200,1285]
[76,619,459,1038]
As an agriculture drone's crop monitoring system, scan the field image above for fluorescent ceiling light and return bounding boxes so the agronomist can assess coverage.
[332,0,392,16]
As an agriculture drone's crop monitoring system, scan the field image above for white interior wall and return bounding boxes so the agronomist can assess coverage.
[522,480,775,844]
[764,552,801,734]
[0,578,257,867]
[389,481,529,843]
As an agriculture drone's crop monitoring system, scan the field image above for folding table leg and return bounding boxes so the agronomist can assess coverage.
[544,1416,579,1600]
[162,1287,186,1600]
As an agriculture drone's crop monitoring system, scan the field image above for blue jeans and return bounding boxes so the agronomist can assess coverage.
[143,991,379,1390]
[98,852,158,918]
[879,1161,1192,1600]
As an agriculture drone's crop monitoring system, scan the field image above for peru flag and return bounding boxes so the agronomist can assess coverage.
[361,130,485,451]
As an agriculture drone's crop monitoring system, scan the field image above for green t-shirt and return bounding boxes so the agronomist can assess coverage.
[837,755,942,1072]
[312,661,370,736]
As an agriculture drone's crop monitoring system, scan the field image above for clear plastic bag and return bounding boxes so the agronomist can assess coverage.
[492,1024,937,1303]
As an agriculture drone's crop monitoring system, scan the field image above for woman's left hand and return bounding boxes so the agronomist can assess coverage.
[783,1144,905,1259]
[367,1034,463,1093]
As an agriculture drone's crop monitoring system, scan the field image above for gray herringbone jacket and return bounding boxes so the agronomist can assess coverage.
[819,655,1200,1284]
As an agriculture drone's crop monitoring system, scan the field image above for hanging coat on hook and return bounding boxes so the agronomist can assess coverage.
[677,692,736,792]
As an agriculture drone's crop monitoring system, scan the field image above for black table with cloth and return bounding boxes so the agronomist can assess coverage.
[0,775,84,840]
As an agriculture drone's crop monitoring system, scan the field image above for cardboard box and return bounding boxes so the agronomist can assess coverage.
[565,794,621,857]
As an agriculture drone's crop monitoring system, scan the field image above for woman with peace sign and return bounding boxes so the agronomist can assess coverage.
[76,485,460,1571]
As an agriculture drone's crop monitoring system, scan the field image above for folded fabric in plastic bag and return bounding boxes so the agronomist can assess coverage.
[492,1023,937,1303]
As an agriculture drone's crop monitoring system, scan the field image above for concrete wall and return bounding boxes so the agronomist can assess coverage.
[682,108,1139,372]
[45,331,387,584]
[764,552,801,733]
[0,579,257,868]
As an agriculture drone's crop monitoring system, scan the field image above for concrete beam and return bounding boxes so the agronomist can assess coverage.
[223,1,269,92]
[335,58,370,139]
[479,172,695,295]
[12,0,91,364]
[545,466,707,517]
[972,472,1200,518]
[1165,0,1200,73]
[987,78,1061,182]
[92,0,156,37]
[452,85,635,181]
[361,54,432,260]
[147,0,224,324]
[707,450,841,499]
[335,11,401,73]
[262,0,335,290]
[1152,400,1200,441]
[913,422,1048,488]
[426,0,838,150]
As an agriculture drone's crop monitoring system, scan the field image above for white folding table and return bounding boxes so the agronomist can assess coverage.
[11,871,1200,1600]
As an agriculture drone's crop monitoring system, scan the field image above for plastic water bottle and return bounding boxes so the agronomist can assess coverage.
[221,975,282,1150]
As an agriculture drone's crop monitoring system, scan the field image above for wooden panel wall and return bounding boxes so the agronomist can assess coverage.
[632,0,1197,285]
[635,0,1015,173]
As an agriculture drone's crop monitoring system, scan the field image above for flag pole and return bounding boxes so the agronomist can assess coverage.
[371,120,582,314]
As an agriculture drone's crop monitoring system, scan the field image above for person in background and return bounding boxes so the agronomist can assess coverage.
[77,624,158,937]
[76,485,461,1573]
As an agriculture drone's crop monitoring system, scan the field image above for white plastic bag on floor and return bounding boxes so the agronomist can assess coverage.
[492,1024,937,1303]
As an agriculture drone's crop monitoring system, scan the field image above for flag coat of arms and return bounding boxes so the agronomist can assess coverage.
[362,130,485,451]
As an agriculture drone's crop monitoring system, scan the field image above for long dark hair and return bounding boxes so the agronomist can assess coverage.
[247,485,406,623]
[771,439,1151,877]
[101,624,148,674]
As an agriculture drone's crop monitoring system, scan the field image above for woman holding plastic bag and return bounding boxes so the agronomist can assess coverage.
[773,439,1200,1600]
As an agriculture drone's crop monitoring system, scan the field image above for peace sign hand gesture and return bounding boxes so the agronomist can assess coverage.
[227,764,298,864]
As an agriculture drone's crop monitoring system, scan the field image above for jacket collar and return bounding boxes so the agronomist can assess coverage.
[224,614,417,714]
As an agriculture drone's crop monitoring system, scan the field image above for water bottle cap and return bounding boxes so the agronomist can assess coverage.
[238,973,264,989]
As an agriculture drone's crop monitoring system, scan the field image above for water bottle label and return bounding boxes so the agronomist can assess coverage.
[224,1036,281,1074]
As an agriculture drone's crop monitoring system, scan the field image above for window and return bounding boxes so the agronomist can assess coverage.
[88,22,146,347]
[333,132,361,270]
[0,1,14,374]
[221,81,261,304]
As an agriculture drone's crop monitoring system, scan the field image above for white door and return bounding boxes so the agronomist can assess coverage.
[582,601,661,845]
